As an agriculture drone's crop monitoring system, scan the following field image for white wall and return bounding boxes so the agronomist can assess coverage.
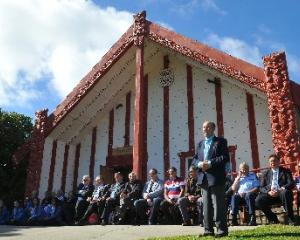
[77,131,92,183]
[38,137,53,198]
[193,67,217,146]
[52,140,65,192]
[94,114,109,178]
[113,95,126,148]
[222,81,252,168]
[146,53,164,179]
[253,95,274,167]
[169,56,189,176]
[65,144,76,193]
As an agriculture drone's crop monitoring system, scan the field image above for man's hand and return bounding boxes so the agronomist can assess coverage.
[188,195,196,202]
[239,192,246,198]
[202,160,210,171]
[144,193,150,199]
[146,198,152,206]
[268,190,279,197]
[120,192,127,198]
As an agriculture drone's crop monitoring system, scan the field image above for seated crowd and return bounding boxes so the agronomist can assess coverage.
[0,154,298,226]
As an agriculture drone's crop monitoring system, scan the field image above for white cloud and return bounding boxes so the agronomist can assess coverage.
[0,0,132,107]
[287,55,300,81]
[201,0,227,15]
[205,33,262,66]
[171,0,226,17]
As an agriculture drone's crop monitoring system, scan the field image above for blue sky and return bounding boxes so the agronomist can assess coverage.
[1,0,300,119]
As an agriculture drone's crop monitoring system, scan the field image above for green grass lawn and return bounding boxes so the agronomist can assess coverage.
[146,225,300,240]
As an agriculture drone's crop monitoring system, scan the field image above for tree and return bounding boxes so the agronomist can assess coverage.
[0,108,33,205]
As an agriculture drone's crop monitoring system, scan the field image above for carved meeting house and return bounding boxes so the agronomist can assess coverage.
[13,11,300,198]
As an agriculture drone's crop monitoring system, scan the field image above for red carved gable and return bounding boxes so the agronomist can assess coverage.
[30,15,298,138]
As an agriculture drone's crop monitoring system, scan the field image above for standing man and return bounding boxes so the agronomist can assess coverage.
[192,121,229,237]
[255,154,296,225]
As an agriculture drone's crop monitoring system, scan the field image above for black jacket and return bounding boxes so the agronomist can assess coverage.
[185,177,201,197]
[192,136,229,186]
[122,180,143,200]
[260,167,295,193]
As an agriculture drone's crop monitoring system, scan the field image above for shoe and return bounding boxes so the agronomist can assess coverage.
[215,232,228,238]
[182,220,191,226]
[269,218,279,225]
[231,216,239,226]
[201,231,214,237]
[248,215,257,226]
[288,218,297,226]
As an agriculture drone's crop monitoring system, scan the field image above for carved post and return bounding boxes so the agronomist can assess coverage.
[132,11,148,180]
[25,109,49,196]
[263,52,300,175]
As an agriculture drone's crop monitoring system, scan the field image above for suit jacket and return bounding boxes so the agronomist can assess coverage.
[259,167,295,194]
[108,181,125,200]
[143,179,164,199]
[122,180,143,200]
[192,136,229,187]
[185,177,202,197]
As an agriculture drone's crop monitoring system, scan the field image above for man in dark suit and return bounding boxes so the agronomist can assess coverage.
[119,172,143,224]
[192,121,229,237]
[255,154,296,225]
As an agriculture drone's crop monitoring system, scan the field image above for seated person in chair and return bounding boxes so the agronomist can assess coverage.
[78,175,110,225]
[255,154,296,225]
[101,172,125,225]
[119,172,143,224]
[160,167,185,224]
[178,166,203,226]
[134,168,164,225]
[74,175,94,222]
[230,162,259,226]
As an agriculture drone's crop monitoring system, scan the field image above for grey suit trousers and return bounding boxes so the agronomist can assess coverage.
[201,180,227,234]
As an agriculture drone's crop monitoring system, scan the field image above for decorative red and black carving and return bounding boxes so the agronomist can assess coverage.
[214,78,224,137]
[24,109,49,196]
[263,52,300,175]
[73,143,81,191]
[124,92,131,147]
[47,27,134,135]
[89,127,97,179]
[246,92,260,169]
[148,23,265,93]
[47,140,57,192]
[61,144,69,193]
[132,36,148,180]
[133,10,148,46]
[107,109,114,160]
[179,64,195,179]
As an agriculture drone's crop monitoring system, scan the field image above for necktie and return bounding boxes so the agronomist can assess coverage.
[271,169,279,191]
[148,181,154,193]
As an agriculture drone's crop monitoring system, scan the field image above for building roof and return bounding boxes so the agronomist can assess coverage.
[45,17,299,136]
